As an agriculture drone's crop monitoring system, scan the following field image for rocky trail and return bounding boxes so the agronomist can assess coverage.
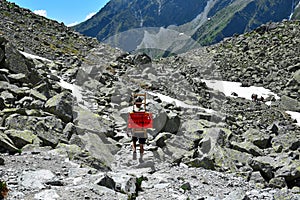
[0,1,300,199]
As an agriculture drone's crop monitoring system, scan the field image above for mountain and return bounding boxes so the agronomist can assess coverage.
[73,0,300,56]
[0,0,300,199]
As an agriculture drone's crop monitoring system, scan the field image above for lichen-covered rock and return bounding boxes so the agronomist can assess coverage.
[243,128,271,149]
[0,131,19,154]
[231,141,263,156]
[5,129,37,149]
[248,156,275,180]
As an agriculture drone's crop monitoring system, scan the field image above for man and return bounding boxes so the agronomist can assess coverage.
[131,95,147,155]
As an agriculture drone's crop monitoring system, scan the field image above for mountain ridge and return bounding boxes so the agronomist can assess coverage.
[74,0,300,52]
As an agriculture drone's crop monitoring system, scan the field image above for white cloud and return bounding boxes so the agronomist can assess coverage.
[85,12,96,20]
[34,10,47,17]
[67,12,97,27]
[67,22,79,27]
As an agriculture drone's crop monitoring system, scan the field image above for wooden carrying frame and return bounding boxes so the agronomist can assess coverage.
[127,93,153,135]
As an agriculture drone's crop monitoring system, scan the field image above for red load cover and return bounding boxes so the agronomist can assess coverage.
[128,112,153,128]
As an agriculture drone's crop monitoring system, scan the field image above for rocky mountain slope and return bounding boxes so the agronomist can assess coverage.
[0,0,300,199]
[73,0,300,54]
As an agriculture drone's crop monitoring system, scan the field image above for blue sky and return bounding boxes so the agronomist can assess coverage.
[7,0,110,26]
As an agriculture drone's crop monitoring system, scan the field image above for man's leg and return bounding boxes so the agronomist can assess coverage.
[132,137,137,152]
[139,138,146,154]
[139,144,144,154]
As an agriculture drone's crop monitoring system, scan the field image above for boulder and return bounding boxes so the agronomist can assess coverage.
[45,91,73,123]
[293,69,300,83]
[269,177,287,188]
[279,95,300,112]
[62,122,77,141]
[97,174,116,190]
[5,114,38,131]
[35,116,65,148]
[20,169,55,190]
[110,172,137,195]
[275,161,300,184]
[4,42,31,76]
[5,115,65,148]
[244,128,271,149]
[29,89,48,101]
[271,133,300,152]
[134,53,152,66]
[0,91,15,104]
[153,132,172,148]
[161,112,181,134]
[73,106,115,138]
[71,131,119,170]
[231,141,263,156]
[0,131,19,154]
[5,129,37,149]
[7,73,29,84]
[248,156,275,180]
[186,156,215,170]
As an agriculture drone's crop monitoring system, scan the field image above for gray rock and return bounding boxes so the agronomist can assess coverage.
[198,128,226,154]
[224,190,250,200]
[271,133,300,152]
[45,91,73,123]
[186,156,215,170]
[73,106,115,138]
[269,177,287,188]
[0,90,15,104]
[244,128,271,149]
[35,116,65,148]
[20,169,55,189]
[249,171,266,185]
[71,131,119,170]
[7,73,29,83]
[0,131,19,154]
[153,132,172,148]
[62,122,77,141]
[5,129,37,149]
[231,141,263,156]
[97,174,116,190]
[293,69,300,83]
[279,95,300,112]
[110,172,137,195]
[275,161,300,183]
[29,89,48,101]
[248,156,274,180]
[34,189,60,200]
[162,113,181,133]
[4,42,31,76]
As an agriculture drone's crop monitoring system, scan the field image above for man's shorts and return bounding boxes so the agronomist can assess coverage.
[132,137,146,144]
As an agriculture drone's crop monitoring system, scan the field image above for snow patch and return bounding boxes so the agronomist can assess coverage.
[201,79,280,101]
[20,51,51,62]
[286,111,300,126]
[58,79,83,103]
[148,91,215,114]
[58,79,97,111]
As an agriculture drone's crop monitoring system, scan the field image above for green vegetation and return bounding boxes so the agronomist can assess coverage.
[0,180,8,199]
